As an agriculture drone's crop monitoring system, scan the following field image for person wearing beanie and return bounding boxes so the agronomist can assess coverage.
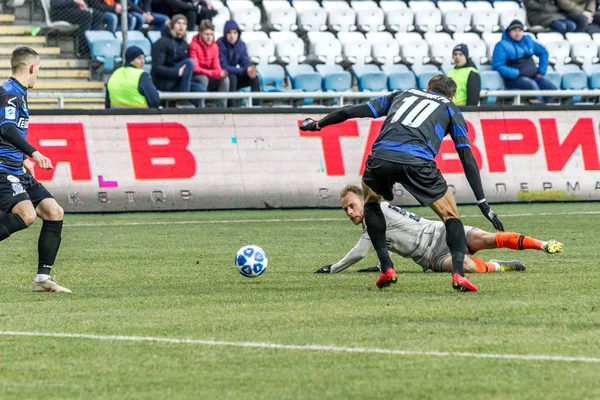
[151,14,206,107]
[190,19,230,107]
[492,20,556,104]
[524,0,587,34]
[106,46,160,108]
[447,44,480,106]
[216,20,261,107]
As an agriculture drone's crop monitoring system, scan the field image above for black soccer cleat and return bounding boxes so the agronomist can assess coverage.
[314,265,331,274]
[491,260,526,272]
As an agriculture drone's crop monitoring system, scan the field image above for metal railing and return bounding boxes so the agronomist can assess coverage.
[27,89,600,109]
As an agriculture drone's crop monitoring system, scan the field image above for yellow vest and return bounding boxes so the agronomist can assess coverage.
[107,66,147,108]
[447,66,478,105]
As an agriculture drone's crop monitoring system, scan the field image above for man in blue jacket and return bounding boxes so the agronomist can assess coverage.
[151,14,205,107]
[217,20,261,107]
[492,20,556,104]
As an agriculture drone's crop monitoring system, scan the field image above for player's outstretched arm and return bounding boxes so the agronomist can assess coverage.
[300,103,379,131]
[316,235,371,274]
[0,123,37,156]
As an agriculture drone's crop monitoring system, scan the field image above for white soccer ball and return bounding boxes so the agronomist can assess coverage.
[235,245,268,278]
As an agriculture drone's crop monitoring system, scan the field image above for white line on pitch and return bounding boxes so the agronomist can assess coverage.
[0,331,598,363]
[62,210,600,228]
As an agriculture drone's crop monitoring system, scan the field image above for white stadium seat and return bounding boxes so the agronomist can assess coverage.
[424,32,452,43]
[243,31,269,43]
[263,0,291,14]
[453,32,480,43]
[537,32,566,45]
[268,8,298,32]
[372,39,401,65]
[400,39,430,66]
[328,8,357,32]
[465,1,493,11]
[466,39,489,65]
[443,9,472,33]
[298,8,328,32]
[322,0,349,11]
[566,32,593,44]
[350,0,379,11]
[292,0,320,13]
[380,0,407,13]
[437,1,464,12]
[357,8,385,32]
[308,31,337,52]
[571,41,599,66]
[366,31,394,43]
[482,32,502,58]
[313,38,344,64]
[408,0,436,11]
[246,39,276,65]
[395,31,424,45]
[232,7,262,31]
[227,0,255,12]
[276,38,306,65]
[386,9,414,33]
[337,31,365,44]
[414,8,443,32]
[493,1,521,11]
[472,9,499,33]
[430,40,457,64]
[343,39,373,64]
[499,9,527,30]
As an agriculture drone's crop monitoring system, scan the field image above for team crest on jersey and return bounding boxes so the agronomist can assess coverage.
[5,106,16,120]
[6,175,24,196]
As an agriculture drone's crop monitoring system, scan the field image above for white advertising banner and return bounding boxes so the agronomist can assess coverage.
[25,110,600,212]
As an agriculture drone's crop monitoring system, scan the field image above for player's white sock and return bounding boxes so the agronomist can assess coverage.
[489,262,501,272]
[35,274,51,282]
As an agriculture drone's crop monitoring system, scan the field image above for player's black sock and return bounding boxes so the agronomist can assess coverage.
[364,202,393,273]
[0,213,28,241]
[38,220,63,275]
[445,218,466,277]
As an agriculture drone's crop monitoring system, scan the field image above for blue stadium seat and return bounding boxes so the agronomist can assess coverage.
[388,71,417,91]
[545,71,562,90]
[480,70,504,104]
[351,64,381,80]
[381,64,410,75]
[583,64,600,76]
[291,72,323,91]
[286,64,315,79]
[478,64,493,72]
[258,64,285,92]
[147,31,162,44]
[555,64,581,74]
[323,71,352,92]
[417,70,439,90]
[411,64,440,76]
[85,31,121,72]
[316,64,344,77]
[562,70,588,102]
[359,72,388,91]
[116,31,152,62]
[589,72,600,89]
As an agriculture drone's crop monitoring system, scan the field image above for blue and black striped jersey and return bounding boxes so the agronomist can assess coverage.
[366,89,470,165]
[0,78,29,175]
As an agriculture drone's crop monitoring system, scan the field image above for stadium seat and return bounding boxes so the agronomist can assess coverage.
[268,7,298,32]
[414,9,443,32]
[85,31,121,72]
[292,0,321,13]
[380,0,408,13]
[492,1,521,12]
[571,41,599,66]
[472,10,500,33]
[482,32,502,58]
[258,64,285,92]
[353,64,386,91]
[213,6,231,33]
[555,63,581,73]
[270,31,298,44]
[313,39,343,65]
[412,63,440,76]
[116,31,151,62]
[385,9,415,32]
[583,63,600,76]
[276,38,306,65]
[287,66,322,94]
[424,32,452,44]
[323,71,352,91]
[480,70,503,104]
[40,0,77,31]
[382,64,410,75]
[351,0,379,11]
[589,71,600,89]
[357,8,385,32]
[395,31,424,45]
[453,32,481,43]
[408,1,436,12]
[437,1,465,13]
[562,70,588,102]
[298,8,328,32]
[372,39,401,65]
[401,39,430,66]
[544,40,572,68]
[536,32,565,46]
[443,9,472,33]
[565,32,593,45]
[316,64,344,77]
[147,31,161,44]
[388,71,417,90]
[343,39,373,64]
[322,0,350,11]
[352,63,380,78]
[263,0,291,14]
[337,31,366,44]
[430,40,457,64]
[232,7,262,31]
[244,31,270,43]
[247,39,277,65]
[499,9,527,30]
[465,1,493,11]
[417,70,439,90]
[328,8,357,32]
[545,71,562,89]
[366,32,394,43]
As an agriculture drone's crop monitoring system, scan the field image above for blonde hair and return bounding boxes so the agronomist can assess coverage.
[11,47,39,73]
[340,184,363,201]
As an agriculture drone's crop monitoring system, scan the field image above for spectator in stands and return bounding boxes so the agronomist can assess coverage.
[492,20,556,104]
[129,0,169,30]
[151,14,205,107]
[106,46,160,108]
[88,0,136,32]
[217,20,261,107]
[524,0,587,33]
[190,20,229,108]
[151,0,218,31]
[557,0,600,33]
[447,44,480,106]
[50,0,104,58]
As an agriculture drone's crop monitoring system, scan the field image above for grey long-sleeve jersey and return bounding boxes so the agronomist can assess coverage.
[330,202,443,273]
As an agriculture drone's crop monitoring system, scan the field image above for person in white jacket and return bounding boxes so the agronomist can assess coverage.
[315,184,563,274]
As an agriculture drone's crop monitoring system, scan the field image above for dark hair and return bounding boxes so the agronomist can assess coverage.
[11,46,39,73]
[199,19,214,32]
[427,75,457,99]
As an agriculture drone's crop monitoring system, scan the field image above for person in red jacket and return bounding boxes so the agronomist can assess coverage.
[190,19,229,107]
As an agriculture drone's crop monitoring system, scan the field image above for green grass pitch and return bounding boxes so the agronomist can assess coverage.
[1,202,599,399]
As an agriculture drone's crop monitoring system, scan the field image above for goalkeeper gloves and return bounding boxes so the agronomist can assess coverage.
[300,118,320,131]
[478,201,504,231]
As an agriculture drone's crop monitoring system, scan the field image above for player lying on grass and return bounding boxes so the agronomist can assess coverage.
[315,185,563,274]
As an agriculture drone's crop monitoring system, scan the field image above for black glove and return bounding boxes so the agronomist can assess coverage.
[300,118,320,131]
[356,266,380,273]
[478,201,504,231]
[314,265,331,273]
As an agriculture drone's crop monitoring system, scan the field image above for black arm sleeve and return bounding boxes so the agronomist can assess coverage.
[0,124,37,156]
[456,146,485,202]
[466,71,481,106]
[318,103,375,128]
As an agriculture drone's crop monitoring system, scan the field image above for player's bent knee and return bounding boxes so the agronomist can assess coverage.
[47,206,64,221]
[18,209,37,226]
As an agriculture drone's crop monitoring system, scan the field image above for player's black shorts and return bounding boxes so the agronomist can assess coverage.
[362,156,448,205]
[0,171,54,213]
